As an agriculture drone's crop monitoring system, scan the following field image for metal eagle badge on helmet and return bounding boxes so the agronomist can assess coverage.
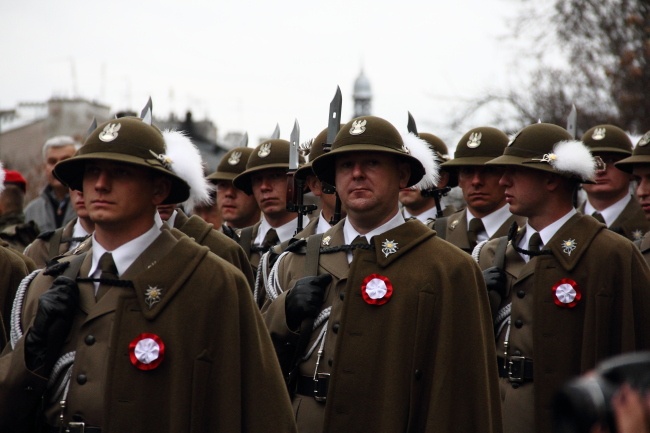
[228,151,242,165]
[258,142,272,158]
[99,123,121,142]
[467,132,482,148]
[639,132,650,147]
[592,127,606,140]
[349,119,367,135]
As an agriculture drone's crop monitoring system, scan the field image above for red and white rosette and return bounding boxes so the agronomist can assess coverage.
[129,333,165,371]
[361,274,393,306]
[552,278,581,308]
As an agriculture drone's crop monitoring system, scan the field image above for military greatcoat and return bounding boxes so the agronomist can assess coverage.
[171,209,255,287]
[578,197,650,242]
[264,219,502,433]
[431,208,525,254]
[0,230,296,433]
[476,213,650,433]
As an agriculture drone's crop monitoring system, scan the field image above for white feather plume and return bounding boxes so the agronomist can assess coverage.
[162,130,214,210]
[548,140,596,181]
[401,132,440,190]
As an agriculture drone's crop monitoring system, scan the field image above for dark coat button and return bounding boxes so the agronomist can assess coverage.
[515,319,523,328]
[339,292,345,300]
[332,323,340,333]
[328,358,333,367]
[85,335,96,345]
[517,290,525,298]
[77,374,87,385]
[514,350,521,356]
[414,370,422,380]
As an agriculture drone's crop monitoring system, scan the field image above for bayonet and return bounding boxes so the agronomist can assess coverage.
[140,97,153,125]
[286,119,314,234]
[407,111,418,136]
[239,132,248,148]
[325,86,342,151]
[85,117,97,140]
[567,104,577,139]
[271,123,281,140]
[289,119,300,171]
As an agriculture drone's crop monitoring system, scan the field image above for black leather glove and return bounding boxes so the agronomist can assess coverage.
[25,276,79,372]
[285,274,332,331]
[483,266,507,298]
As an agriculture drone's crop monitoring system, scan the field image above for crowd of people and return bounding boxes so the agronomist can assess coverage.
[0,109,650,433]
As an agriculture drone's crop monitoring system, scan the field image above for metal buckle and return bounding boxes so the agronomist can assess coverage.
[313,372,330,402]
[508,356,526,383]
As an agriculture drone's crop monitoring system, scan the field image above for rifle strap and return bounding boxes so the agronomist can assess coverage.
[434,217,448,240]
[238,226,255,257]
[47,228,65,261]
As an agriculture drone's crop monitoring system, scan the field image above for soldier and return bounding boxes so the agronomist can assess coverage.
[154,131,255,287]
[578,124,650,241]
[614,130,650,265]
[207,146,261,234]
[24,136,79,233]
[473,122,650,433]
[233,139,307,270]
[262,115,502,433]
[399,132,457,223]
[0,116,297,432]
[435,127,526,253]
[24,188,93,268]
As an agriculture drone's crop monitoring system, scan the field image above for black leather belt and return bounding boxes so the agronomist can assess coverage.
[296,373,330,402]
[50,423,101,433]
[497,356,534,383]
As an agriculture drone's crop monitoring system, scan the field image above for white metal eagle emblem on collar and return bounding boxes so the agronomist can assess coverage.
[381,239,398,257]
[258,142,272,158]
[228,151,242,165]
[99,123,121,142]
[349,119,367,135]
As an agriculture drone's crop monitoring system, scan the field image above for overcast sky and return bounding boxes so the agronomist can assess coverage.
[1,0,526,154]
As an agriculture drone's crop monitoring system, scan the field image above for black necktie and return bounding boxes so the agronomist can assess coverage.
[352,235,369,247]
[467,218,485,249]
[591,211,606,225]
[528,232,543,252]
[97,252,118,300]
[262,229,279,250]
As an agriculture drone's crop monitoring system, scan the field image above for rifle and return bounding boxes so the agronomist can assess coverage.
[286,119,317,235]
[325,86,343,225]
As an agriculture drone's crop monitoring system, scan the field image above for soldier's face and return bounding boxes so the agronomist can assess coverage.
[251,169,289,219]
[82,160,170,229]
[632,165,650,220]
[458,166,507,217]
[70,189,88,219]
[499,167,549,218]
[335,152,409,224]
[582,153,632,201]
[216,180,260,227]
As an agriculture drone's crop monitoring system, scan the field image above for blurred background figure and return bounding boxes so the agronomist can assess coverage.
[0,168,38,252]
[24,136,79,233]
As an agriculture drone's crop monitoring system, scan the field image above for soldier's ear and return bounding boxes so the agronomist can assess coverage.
[151,176,172,205]
[397,162,411,189]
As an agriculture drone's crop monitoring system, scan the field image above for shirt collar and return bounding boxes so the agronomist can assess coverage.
[584,194,631,227]
[90,224,161,278]
[316,212,332,235]
[344,210,406,245]
[255,215,307,245]
[467,204,513,240]
[518,208,577,262]
[403,205,438,223]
